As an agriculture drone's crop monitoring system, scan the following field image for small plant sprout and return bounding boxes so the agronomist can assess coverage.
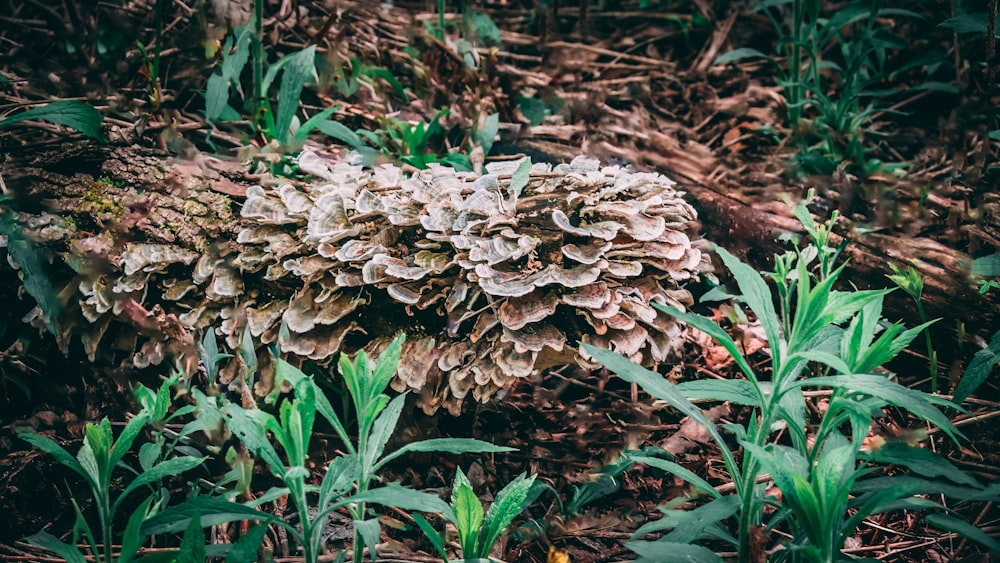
[887,262,939,393]
[18,387,205,563]
[415,467,536,563]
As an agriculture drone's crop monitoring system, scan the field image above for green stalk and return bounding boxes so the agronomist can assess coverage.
[294,481,317,563]
[253,0,265,129]
[915,299,938,393]
[99,491,112,563]
[788,0,805,128]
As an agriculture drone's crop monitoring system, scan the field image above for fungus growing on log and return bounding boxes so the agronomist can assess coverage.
[4,147,707,415]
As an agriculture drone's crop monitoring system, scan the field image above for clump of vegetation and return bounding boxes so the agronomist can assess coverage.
[586,200,998,561]
[18,335,531,562]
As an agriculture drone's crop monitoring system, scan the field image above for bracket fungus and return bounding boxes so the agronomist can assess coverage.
[6,146,707,415]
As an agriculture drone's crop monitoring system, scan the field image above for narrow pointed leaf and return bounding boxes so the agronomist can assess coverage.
[412,514,449,562]
[626,539,725,562]
[714,245,783,367]
[375,438,514,472]
[926,513,1000,552]
[141,497,276,535]
[226,524,270,563]
[23,531,87,563]
[364,393,407,474]
[17,430,86,478]
[120,497,155,563]
[479,473,535,556]
[795,375,964,442]
[632,456,721,499]
[0,100,105,142]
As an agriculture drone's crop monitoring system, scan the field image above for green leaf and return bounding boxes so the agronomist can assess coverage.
[118,456,205,510]
[177,510,207,563]
[340,485,453,521]
[714,245,783,369]
[319,454,361,505]
[474,112,500,153]
[17,430,86,479]
[652,304,758,382]
[141,497,276,535]
[867,442,981,488]
[938,13,995,35]
[953,330,1000,404]
[926,513,1000,552]
[453,468,485,556]
[0,100,105,142]
[355,518,382,561]
[23,531,87,563]
[583,343,730,442]
[375,438,514,473]
[713,47,772,65]
[796,375,964,442]
[852,475,1000,502]
[364,392,406,474]
[464,11,502,47]
[120,496,155,563]
[642,496,739,545]
[479,473,535,556]
[274,45,317,143]
[317,120,366,149]
[0,213,62,335]
[222,403,285,476]
[632,456,721,499]
[111,412,152,469]
[676,380,760,406]
[509,158,531,199]
[205,72,229,123]
[295,105,341,141]
[412,514,449,562]
[626,539,725,562]
[226,524,269,563]
[275,359,353,454]
[372,335,406,398]
[972,253,1000,276]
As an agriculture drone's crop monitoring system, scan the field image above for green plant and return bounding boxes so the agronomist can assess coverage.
[161,334,514,563]
[321,109,496,171]
[952,329,1000,406]
[582,201,993,562]
[0,100,105,143]
[204,21,323,148]
[887,263,939,392]
[415,468,535,562]
[971,252,1000,294]
[715,0,928,177]
[18,388,204,563]
[0,197,61,335]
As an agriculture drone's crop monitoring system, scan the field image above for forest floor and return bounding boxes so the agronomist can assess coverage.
[0,1,999,562]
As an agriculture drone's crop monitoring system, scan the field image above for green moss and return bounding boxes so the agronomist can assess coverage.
[78,178,126,220]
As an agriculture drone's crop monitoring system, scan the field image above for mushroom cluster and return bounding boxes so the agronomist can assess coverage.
[236,153,706,414]
[3,146,706,415]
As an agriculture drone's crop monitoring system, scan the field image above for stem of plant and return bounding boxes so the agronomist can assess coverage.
[100,495,112,563]
[915,300,938,393]
[296,484,316,563]
[253,0,265,129]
